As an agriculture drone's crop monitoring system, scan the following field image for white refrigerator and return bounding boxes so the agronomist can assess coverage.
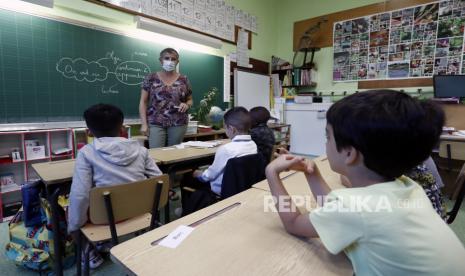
[285,103,332,156]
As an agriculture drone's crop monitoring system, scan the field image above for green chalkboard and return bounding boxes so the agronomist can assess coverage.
[0,8,224,123]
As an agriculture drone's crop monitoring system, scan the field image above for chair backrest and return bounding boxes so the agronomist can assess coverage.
[221,153,266,198]
[88,174,169,224]
[448,163,465,224]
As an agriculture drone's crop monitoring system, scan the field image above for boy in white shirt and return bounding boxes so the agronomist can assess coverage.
[266,90,465,276]
[192,106,257,195]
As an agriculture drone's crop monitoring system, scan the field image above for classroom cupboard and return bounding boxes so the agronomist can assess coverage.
[0,129,74,221]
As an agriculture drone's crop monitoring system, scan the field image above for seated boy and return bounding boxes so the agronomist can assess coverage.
[266,90,465,275]
[249,106,276,163]
[68,104,162,267]
[191,106,257,195]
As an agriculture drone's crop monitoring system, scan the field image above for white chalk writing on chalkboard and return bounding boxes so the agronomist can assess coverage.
[101,84,119,94]
[56,51,151,86]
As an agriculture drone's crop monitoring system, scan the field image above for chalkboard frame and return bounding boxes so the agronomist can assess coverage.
[0,6,224,124]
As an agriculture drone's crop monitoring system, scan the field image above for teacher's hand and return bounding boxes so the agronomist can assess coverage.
[178,103,189,113]
[140,124,148,136]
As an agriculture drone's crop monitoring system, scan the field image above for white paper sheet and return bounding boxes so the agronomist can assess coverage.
[237,28,249,67]
[167,0,182,23]
[205,11,216,34]
[158,225,195,248]
[140,0,152,14]
[193,0,206,31]
[152,0,168,20]
[181,0,194,27]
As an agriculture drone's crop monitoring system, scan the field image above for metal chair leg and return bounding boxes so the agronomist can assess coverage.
[76,231,82,276]
[103,191,119,246]
[84,243,90,276]
[48,188,63,276]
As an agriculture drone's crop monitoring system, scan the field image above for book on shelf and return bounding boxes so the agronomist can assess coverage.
[293,68,301,86]
[3,201,22,218]
[0,172,15,186]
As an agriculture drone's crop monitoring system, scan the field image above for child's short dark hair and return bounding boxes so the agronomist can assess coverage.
[223,106,251,133]
[83,103,124,138]
[249,106,270,127]
[326,90,444,179]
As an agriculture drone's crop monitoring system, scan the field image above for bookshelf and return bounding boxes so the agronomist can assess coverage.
[272,66,317,88]
[0,129,74,221]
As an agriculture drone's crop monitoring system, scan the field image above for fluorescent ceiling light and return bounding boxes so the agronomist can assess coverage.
[135,16,222,49]
[20,0,53,8]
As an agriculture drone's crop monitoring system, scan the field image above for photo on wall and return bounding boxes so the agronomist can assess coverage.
[388,61,410,78]
[333,0,465,81]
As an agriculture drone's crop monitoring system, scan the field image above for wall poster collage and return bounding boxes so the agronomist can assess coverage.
[333,0,465,82]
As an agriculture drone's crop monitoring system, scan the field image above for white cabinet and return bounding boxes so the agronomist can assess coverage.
[0,129,74,221]
[285,103,332,156]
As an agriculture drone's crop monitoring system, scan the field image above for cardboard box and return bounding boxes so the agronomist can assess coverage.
[26,145,46,160]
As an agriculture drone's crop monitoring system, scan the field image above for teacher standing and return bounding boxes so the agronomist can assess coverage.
[139,48,193,148]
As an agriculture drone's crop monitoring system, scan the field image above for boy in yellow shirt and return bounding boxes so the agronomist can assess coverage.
[266,90,465,275]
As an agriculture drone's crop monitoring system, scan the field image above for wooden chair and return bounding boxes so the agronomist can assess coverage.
[447,163,465,224]
[181,154,266,214]
[438,140,465,198]
[439,140,465,170]
[77,174,169,276]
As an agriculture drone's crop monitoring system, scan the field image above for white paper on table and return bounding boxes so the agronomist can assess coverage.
[158,225,195,248]
[183,141,222,148]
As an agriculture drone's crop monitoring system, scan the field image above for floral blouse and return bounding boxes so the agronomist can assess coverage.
[142,73,192,127]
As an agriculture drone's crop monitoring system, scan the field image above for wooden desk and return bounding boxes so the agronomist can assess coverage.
[31,159,77,276]
[440,134,465,142]
[110,188,352,275]
[148,139,228,165]
[30,142,221,275]
[132,130,227,146]
[32,157,162,185]
[32,159,75,185]
[184,129,226,140]
[439,134,465,168]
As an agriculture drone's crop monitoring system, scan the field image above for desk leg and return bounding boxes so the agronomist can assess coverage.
[164,172,176,224]
[164,202,170,223]
[447,144,452,171]
[48,188,64,276]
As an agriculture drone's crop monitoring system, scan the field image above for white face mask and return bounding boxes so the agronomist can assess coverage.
[162,60,176,72]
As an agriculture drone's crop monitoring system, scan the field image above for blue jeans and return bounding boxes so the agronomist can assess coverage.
[148,125,187,148]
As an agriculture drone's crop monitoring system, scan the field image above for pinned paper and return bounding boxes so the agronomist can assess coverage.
[158,225,194,248]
